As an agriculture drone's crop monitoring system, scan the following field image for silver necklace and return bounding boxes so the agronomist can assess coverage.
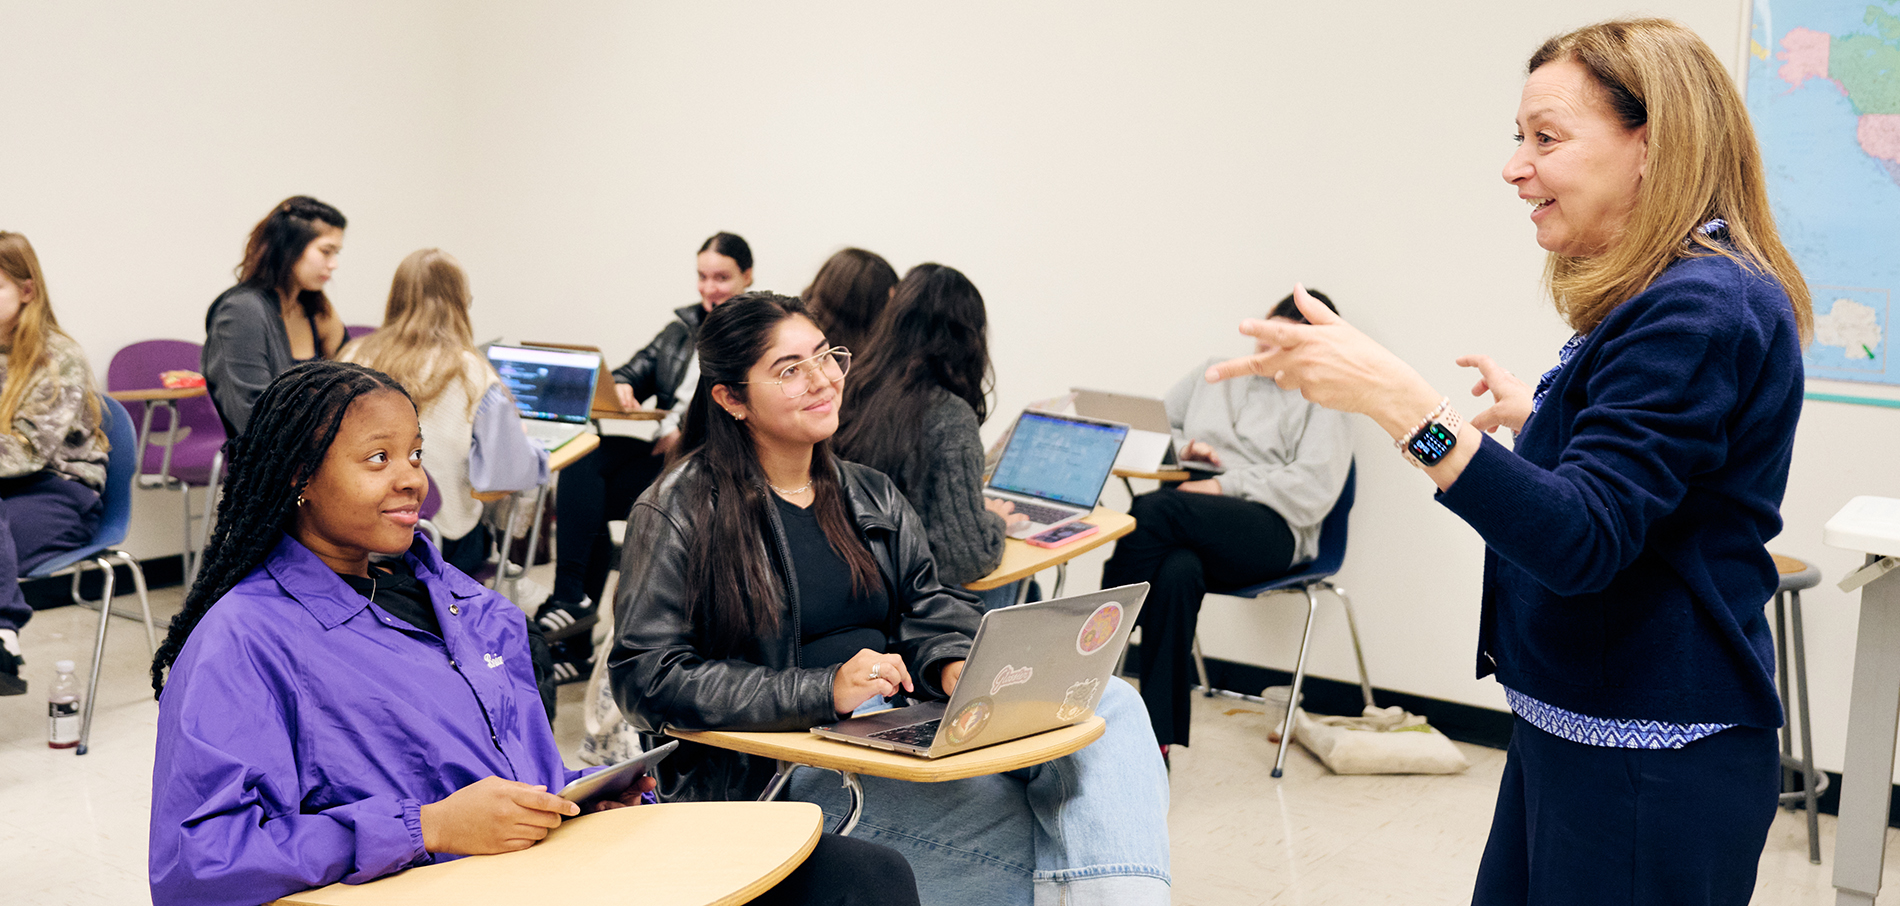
[769,479,813,496]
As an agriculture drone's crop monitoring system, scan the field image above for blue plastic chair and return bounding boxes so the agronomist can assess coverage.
[1202,461,1372,778]
[26,395,153,755]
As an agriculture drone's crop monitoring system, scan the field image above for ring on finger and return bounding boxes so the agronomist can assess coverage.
[870,663,882,681]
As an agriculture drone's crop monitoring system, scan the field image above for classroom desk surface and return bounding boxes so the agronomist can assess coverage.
[1111,466,1190,483]
[593,406,667,421]
[107,386,208,402]
[670,716,1104,784]
[269,801,822,906]
[472,433,599,503]
[964,508,1135,592]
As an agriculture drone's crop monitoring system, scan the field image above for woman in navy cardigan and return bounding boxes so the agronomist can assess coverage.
[1212,19,1812,906]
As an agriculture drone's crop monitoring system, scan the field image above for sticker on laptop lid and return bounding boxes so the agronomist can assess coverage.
[991,664,1034,695]
[946,698,993,745]
[1076,601,1124,655]
[1055,677,1102,721]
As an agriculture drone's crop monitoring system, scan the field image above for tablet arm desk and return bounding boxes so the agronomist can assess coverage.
[1824,496,1900,906]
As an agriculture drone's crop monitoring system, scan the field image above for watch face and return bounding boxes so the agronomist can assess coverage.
[1408,422,1457,466]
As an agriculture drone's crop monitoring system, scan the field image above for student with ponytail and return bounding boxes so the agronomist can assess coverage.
[149,361,914,906]
[611,293,1172,905]
[0,232,111,695]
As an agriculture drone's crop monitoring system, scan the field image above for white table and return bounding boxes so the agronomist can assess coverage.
[1824,496,1900,905]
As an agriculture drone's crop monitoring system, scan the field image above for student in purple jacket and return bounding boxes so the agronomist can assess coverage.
[1209,19,1811,906]
[147,361,915,906]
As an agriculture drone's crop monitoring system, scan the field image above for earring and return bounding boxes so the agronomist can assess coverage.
[296,495,306,507]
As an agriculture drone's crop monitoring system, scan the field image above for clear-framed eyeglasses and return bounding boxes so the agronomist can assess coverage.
[744,347,852,398]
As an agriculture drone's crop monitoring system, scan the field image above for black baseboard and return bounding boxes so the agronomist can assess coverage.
[1140,645,1900,828]
[24,553,186,612]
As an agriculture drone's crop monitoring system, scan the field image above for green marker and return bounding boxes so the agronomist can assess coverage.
[1865,344,1877,360]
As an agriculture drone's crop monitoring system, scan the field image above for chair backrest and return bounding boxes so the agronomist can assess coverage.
[106,340,225,467]
[421,468,442,520]
[93,395,138,550]
[1305,461,1356,576]
[345,324,378,341]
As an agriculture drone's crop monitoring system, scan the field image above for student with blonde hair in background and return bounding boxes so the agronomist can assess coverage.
[0,231,112,695]
[339,248,548,577]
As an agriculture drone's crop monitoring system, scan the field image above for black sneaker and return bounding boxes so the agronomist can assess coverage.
[549,655,593,685]
[533,596,597,644]
[0,632,25,696]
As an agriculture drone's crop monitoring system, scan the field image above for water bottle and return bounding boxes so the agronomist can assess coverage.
[47,660,79,749]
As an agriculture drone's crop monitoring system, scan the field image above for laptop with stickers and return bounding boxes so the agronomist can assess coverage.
[809,584,1150,758]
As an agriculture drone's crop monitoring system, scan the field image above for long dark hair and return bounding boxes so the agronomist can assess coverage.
[832,263,992,480]
[698,231,753,272]
[676,292,880,656]
[238,196,347,351]
[802,247,897,355]
[151,361,410,696]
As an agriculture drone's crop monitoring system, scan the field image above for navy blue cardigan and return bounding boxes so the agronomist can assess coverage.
[1437,251,1802,728]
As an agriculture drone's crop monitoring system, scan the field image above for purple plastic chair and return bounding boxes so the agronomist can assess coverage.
[345,324,378,341]
[418,469,443,549]
[106,340,227,583]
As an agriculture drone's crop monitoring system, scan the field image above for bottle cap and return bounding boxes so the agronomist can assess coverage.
[55,660,75,673]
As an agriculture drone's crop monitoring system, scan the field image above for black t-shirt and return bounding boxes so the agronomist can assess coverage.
[338,559,440,637]
[774,494,889,668]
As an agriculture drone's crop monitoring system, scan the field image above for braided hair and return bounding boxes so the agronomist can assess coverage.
[150,361,411,697]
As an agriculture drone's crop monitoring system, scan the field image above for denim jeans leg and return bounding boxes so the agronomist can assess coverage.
[1025,678,1171,906]
[790,678,1171,906]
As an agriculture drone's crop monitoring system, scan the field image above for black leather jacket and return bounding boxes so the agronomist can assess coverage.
[611,304,704,411]
[609,456,983,802]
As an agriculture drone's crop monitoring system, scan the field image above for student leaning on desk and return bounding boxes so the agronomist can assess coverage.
[147,362,917,906]
[1207,18,1810,905]
[535,232,754,661]
[610,293,1170,906]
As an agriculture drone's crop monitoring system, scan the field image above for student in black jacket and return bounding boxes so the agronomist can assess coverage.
[535,232,751,658]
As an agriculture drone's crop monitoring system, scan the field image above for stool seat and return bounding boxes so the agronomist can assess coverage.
[1774,553,1821,593]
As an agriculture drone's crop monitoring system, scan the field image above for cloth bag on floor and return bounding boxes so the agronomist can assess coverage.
[1292,705,1470,775]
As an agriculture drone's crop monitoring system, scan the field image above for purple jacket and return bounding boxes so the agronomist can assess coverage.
[150,533,583,905]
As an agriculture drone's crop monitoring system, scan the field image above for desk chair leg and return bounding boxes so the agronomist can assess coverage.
[1191,634,1213,697]
[834,771,865,836]
[1274,586,1325,779]
[76,556,116,756]
[1775,592,1796,798]
[111,551,156,655]
[1013,578,1032,608]
[1791,588,1824,864]
[759,760,799,802]
[1121,476,1136,499]
[186,451,225,588]
[1334,584,1375,710]
[1052,563,1068,599]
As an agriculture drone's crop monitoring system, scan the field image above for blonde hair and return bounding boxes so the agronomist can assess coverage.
[0,232,102,442]
[341,249,486,413]
[1530,18,1811,340]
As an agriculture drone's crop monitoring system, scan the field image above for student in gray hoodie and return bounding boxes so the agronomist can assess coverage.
[1103,290,1353,753]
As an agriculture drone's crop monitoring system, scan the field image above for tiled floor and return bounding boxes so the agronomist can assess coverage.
[3,575,1896,904]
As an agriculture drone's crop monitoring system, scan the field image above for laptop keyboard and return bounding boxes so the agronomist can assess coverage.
[869,719,941,747]
[1001,500,1077,526]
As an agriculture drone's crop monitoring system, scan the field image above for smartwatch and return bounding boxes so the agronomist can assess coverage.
[1397,399,1461,468]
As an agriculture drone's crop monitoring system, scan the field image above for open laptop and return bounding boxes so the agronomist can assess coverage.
[984,410,1129,539]
[523,341,629,414]
[484,345,601,451]
[810,584,1149,758]
[1071,388,1224,476]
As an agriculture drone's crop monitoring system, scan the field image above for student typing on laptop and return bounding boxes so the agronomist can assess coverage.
[610,294,1171,906]
[1101,289,1354,761]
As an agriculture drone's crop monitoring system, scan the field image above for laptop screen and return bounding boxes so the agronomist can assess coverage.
[486,345,600,424]
[988,411,1128,508]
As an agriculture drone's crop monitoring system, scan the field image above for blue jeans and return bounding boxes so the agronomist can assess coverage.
[789,678,1171,906]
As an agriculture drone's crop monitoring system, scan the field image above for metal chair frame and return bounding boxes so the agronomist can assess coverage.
[1193,462,1373,778]
[1771,554,1827,864]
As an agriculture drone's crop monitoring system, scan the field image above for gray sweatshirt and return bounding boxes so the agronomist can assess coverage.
[1165,358,1353,564]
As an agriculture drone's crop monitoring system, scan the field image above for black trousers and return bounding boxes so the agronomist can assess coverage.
[1473,717,1778,906]
[1100,489,1294,747]
[751,833,921,906]
[551,435,666,604]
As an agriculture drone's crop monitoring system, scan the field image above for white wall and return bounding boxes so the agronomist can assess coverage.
[10,0,1899,777]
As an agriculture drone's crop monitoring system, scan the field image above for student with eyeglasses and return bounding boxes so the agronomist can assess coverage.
[610,292,1171,906]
